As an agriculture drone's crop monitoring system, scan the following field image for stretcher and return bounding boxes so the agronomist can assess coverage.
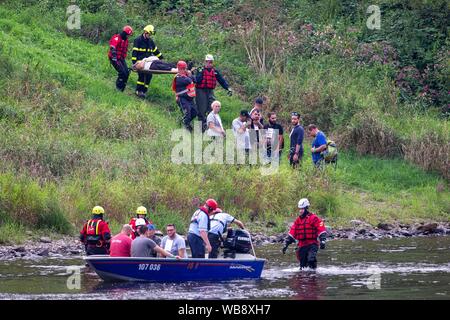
[131,59,178,74]
[131,68,178,74]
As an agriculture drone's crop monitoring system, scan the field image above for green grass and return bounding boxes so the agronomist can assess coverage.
[0,1,448,242]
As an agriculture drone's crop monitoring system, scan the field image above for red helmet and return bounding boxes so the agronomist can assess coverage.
[177,60,187,69]
[205,199,218,211]
[123,25,133,35]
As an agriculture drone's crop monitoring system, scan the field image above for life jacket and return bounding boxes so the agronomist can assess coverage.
[129,217,150,240]
[190,207,211,232]
[108,34,129,60]
[85,219,103,245]
[196,68,217,89]
[172,75,196,98]
[291,214,321,241]
[210,214,227,235]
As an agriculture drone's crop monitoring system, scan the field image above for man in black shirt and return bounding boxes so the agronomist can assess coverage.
[288,112,304,168]
[263,112,284,159]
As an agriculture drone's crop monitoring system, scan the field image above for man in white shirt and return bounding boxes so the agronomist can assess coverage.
[160,224,188,258]
[208,209,245,258]
[232,110,252,153]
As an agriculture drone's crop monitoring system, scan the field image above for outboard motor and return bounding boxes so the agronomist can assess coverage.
[223,229,252,258]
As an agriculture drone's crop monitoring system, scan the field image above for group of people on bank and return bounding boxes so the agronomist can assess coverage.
[109,25,335,168]
[108,25,232,132]
[80,196,327,269]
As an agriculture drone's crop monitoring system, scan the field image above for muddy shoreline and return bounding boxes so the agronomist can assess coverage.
[0,221,449,261]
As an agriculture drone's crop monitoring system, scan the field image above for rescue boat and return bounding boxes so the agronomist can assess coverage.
[85,229,265,282]
[85,253,265,282]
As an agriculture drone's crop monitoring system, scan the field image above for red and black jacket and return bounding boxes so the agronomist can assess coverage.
[289,212,326,247]
[128,217,151,240]
[172,74,196,100]
[195,67,229,90]
[108,33,129,60]
[80,216,111,247]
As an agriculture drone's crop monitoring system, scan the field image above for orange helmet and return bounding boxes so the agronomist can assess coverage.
[205,199,218,211]
[123,25,133,35]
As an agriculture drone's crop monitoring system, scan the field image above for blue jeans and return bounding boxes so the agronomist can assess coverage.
[188,233,205,258]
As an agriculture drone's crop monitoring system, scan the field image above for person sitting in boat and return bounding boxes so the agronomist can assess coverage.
[109,224,133,257]
[129,206,152,240]
[282,198,327,270]
[131,225,179,259]
[161,224,188,258]
[133,56,193,74]
[187,198,218,258]
[146,224,161,257]
[79,206,111,255]
[208,208,245,258]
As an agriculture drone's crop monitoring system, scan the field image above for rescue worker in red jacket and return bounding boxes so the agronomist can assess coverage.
[195,54,232,131]
[172,60,197,132]
[80,206,112,255]
[128,206,152,240]
[108,25,133,92]
[282,198,327,269]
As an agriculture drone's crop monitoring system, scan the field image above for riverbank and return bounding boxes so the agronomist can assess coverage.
[1,221,449,261]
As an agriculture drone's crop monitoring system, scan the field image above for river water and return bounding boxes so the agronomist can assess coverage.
[0,237,449,300]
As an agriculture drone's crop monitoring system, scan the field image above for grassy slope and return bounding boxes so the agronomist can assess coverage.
[0,4,448,243]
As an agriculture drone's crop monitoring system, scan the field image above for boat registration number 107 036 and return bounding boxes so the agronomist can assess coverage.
[138,264,161,271]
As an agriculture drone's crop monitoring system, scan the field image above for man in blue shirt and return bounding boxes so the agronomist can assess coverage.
[307,124,328,167]
[187,198,218,258]
[288,112,304,168]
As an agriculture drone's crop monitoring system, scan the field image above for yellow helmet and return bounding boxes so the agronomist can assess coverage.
[143,25,155,35]
[136,206,147,215]
[92,206,105,215]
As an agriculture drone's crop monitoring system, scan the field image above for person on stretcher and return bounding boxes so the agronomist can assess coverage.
[133,56,192,74]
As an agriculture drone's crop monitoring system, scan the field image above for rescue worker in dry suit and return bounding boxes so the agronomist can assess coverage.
[187,199,218,258]
[172,60,197,132]
[208,208,245,258]
[195,54,232,131]
[129,206,152,240]
[80,206,112,255]
[282,198,327,269]
[132,24,164,99]
[108,25,133,92]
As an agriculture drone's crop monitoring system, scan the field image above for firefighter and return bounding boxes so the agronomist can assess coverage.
[108,25,133,92]
[172,60,197,132]
[131,24,164,99]
[80,206,112,255]
[195,54,232,131]
[129,206,152,240]
[282,198,327,270]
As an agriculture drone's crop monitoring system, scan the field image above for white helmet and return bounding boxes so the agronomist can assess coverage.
[135,218,146,227]
[298,198,310,209]
[205,54,214,61]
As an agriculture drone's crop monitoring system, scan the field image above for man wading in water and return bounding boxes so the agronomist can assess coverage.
[282,198,327,270]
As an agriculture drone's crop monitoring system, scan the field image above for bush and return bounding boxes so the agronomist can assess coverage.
[339,111,403,157]
[403,132,450,180]
[0,172,71,233]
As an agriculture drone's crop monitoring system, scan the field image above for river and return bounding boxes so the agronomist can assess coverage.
[0,237,449,299]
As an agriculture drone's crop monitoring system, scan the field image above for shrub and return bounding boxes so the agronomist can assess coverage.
[0,172,71,233]
[339,111,403,157]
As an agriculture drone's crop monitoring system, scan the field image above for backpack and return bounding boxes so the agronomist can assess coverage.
[321,140,338,162]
